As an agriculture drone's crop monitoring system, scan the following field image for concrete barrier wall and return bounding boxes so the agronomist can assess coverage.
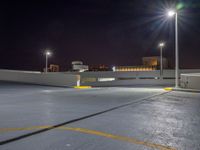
[81,79,175,87]
[70,69,200,79]
[0,69,79,87]
[181,73,200,90]
[67,69,200,87]
[78,70,161,78]
[1,69,199,87]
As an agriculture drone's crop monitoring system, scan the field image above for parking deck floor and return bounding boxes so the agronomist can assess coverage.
[0,82,200,150]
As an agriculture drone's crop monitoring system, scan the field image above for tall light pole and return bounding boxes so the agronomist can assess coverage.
[45,50,51,73]
[159,42,165,79]
[168,10,179,88]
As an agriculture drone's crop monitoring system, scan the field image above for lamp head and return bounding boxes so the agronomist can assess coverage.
[45,50,52,56]
[167,10,176,17]
[159,42,165,48]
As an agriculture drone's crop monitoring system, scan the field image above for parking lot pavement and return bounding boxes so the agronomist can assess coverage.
[0,82,164,140]
[0,82,200,149]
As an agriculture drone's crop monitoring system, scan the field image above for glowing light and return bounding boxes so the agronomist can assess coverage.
[44,50,52,73]
[114,66,155,72]
[167,10,176,17]
[159,42,165,47]
[45,51,51,56]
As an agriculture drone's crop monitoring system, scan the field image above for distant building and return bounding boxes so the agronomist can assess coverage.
[113,56,168,72]
[114,66,156,72]
[43,64,59,72]
[142,56,168,69]
[49,64,59,72]
[72,61,89,72]
[89,65,110,71]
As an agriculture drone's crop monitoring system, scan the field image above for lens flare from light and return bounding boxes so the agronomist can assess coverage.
[168,10,176,17]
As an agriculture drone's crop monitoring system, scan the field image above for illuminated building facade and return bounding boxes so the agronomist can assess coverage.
[49,64,59,72]
[142,56,168,69]
[72,61,89,72]
[43,64,60,72]
[114,56,168,72]
[115,66,156,72]
[89,65,110,71]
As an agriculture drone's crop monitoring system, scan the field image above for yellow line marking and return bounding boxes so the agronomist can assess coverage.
[0,126,176,150]
[164,87,173,91]
[58,127,176,150]
[73,86,92,89]
[0,126,50,133]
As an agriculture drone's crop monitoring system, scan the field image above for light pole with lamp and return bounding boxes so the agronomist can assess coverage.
[167,10,179,88]
[45,50,52,73]
[158,42,165,79]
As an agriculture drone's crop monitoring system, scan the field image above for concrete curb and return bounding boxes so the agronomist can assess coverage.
[73,86,92,89]
[172,88,200,93]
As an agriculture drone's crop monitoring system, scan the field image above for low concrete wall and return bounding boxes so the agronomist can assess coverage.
[180,73,200,90]
[1,69,199,87]
[0,69,79,87]
[67,69,200,87]
[81,79,175,87]
[70,69,200,79]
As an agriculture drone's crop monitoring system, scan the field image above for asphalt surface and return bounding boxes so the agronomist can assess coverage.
[0,82,200,150]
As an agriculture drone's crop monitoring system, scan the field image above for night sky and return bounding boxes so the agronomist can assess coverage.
[0,0,200,71]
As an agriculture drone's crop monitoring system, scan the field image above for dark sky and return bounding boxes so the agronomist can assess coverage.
[0,0,200,71]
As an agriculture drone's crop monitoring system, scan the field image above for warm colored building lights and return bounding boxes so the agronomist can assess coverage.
[115,66,156,72]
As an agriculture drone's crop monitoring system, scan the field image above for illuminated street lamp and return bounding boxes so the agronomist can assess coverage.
[45,50,52,73]
[168,10,176,17]
[158,42,165,78]
[167,10,179,88]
